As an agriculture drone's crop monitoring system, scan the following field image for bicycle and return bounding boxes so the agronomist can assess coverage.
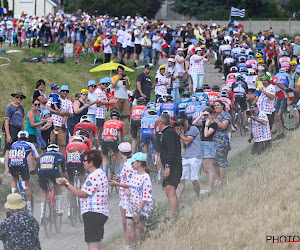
[106,146,119,197]
[69,169,83,227]
[135,127,143,153]
[281,103,300,131]
[16,169,34,214]
[146,140,158,182]
[43,175,62,239]
[235,104,245,136]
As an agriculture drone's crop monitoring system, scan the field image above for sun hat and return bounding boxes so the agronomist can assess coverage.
[118,142,132,152]
[88,80,96,86]
[4,193,26,210]
[104,77,111,84]
[290,61,297,65]
[59,85,69,92]
[11,91,26,99]
[261,75,270,81]
[81,89,88,94]
[195,47,202,52]
[127,152,147,162]
[99,78,106,85]
[42,109,51,117]
[51,83,59,90]
[177,48,183,52]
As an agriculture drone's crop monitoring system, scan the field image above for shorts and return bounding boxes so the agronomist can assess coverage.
[9,165,30,181]
[94,46,101,52]
[131,119,141,138]
[235,97,247,111]
[142,136,154,146]
[181,158,202,180]
[88,33,94,40]
[83,212,108,243]
[96,118,105,127]
[135,44,142,54]
[117,42,123,52]
[28,134,37,144]
[0,37,3,43]
[50,126,67,146]
[114,99,130,117]
[153,49,160,59]
[112,46,117,54]
[125,46,134,55]
[38,170,61,192]
[5,125,22,151]
[67,163,85,184]
[275,98,287,113]
[205,39,213,48]
[154,132,162,153]
[162,163,182,188]
[201,141,216,159]
[213,145,229,168]
[75,54,81,59]
[87,114,96,126]
[251,140,271,155]
[101,140,119,155]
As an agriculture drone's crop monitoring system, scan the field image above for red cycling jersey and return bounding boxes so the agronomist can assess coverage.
[102,119,125,140]
[130,105,148,120]
[69,135,93,150]
[65,141,89,165]
[74,122,98,138]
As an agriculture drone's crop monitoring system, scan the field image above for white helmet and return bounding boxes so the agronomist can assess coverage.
[162,110,170,116]
[80,115,91,123]
[47,144,59,152]
[17,130,29,140]
[279,68,286,73]
[70,136,84,143]
[221,84,231,91]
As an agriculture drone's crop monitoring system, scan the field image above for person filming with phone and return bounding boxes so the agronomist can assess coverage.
[111,65,131,120]
[247,103,271,155]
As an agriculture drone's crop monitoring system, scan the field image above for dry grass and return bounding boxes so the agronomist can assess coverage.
[139,131,300,249]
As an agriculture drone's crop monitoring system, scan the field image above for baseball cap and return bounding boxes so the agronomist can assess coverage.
[81,89,88,94]
[283,37,288,41]
[212,23,216,27]
[144,64,152,69]
[127,152,147,162]
[51,84,59,90]
[168,58,175,62]
[138,24,142,27]
[59,85,69,92]
[274,35,279,38]
[159,65,166,70]
[261,75,270,81]
[88,80,96,86]
[173,34,179,37]
[118,142,132,152]
[195,47,202,52]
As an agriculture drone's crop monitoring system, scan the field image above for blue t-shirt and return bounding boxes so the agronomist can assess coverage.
[141,114,158,138]
[39,152,66,173]
[185,101,201,118]
[275,72,290,88]
[4,103,25,128]
[183,126,202,159]
[86,26,95,34]
[8,141,35,168]
[158,102,180,118]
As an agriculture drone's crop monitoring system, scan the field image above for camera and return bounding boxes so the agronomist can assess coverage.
[246,110,252,117]
[174,120,185,127]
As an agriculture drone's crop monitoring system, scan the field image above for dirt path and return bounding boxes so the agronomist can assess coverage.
[0,63,250,250]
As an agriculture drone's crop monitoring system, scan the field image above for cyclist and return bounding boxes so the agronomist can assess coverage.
[185,95,200,119]
[225,74,237,88]
[226,66,240,81]
[218,91,232,112]
[246,55,258,71]
[73,115,100,149]
[207,85,220,105]
[65,135,89,217]
[158,95,180,120]
[141,107,159,154]
[101,110,125,176]
[223,54,235,79]
[38,144,67,222]
[278,51,291,71]
[236,56,247,69]
[72,130,93,150]
[177,91,191,114]
[203,84,211,93]
[8,130,40,212]
[193,86,209,103]
[130,97,147,153]
[142,102,157,117]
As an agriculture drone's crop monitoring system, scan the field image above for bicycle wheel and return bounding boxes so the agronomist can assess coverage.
[147,142,158,182]
[106,154,112,198]
[74,176,83,224]
[238,110,244,136]
[53,201,62,233]
[31,195,34,214]
[282,105,300,131]
[43,198,52,239]
[69,192,78,227]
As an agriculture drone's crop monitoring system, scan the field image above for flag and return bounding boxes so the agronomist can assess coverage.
[18,181,29,190]
[230,7,245,18]
[1,8,8,14]
[228,18,240,27]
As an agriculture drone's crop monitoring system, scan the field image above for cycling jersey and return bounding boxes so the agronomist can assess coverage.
[8,141,39,168]
[273,74,289,99]
[244,74,256,90]
[192,105,210,122]
[278,56,291,71]
[232,81,248,99]
[177,98,191,113]
[185,101,201,118]
[65,141,89,167]
[74,122,98,139]
[130,105,148,121]
[246,59,258,71]
[38,152,66,172]
[226,72,241,81]
[224,57,235,66]
[158,102,180,119]
[141,114,159,139]
[207,92,220,104]
[102,119,125,141]
[69,135,92,150]
[225,78,237,88]
[218,97,232,112]
[193,92,209,102]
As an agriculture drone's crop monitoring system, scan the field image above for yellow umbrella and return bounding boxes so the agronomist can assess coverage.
[89,62,134,77]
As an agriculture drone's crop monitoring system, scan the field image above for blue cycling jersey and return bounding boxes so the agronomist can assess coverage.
[158,102,180,118]
[237,63,247,68]
[141,114,159,138]
[177,98,191,113]
[185,101,201,118]
[39,152,66,173]
[275,72,290,88]
[8,141,35,168]
[192,105,210,122]
[193,92,209,101]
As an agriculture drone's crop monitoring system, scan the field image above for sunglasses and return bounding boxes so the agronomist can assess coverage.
[250,106,257,109]
[292,65,297,67]
[34,103,40,106]
[60,90,69,93]
[15,96,24,99]
[89,85,96,88]
[81,93,88,96]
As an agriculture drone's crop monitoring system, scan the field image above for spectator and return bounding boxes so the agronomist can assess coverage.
[111,65,131,119]
[136,64,152,102]
[177,115,202,201]
[157,114,182,214]
[0,193,41,250]
[117,26,126,59]
[103,31,113,63]
[211,100,231,185]
[152,30,163,66]
[169,40,181,58]
[87,80,98,125]
[134,24,143,67]
[248,103,271,154]
[75,41,83,64]
[141,30,152,65]
[292,36,300,63]
[56,150,108,250]
[4,92,26,173]
[33,79,47,113]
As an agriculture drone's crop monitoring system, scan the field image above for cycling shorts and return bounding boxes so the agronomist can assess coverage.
[9,165,30,181]
[101,140,119,155]
[131,120,141,139]
[235,97,247,111]
[67,163,85,184]
[142,135,155,146]
[38,169,61,192]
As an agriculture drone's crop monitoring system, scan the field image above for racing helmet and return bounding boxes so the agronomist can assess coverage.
[157,97,165,103]
[249,70,257,76]
[70,136,84,143]
[166,95,174,102]
[218,35,224,41]
[191,95,198,101]
[110,110,121,119]
[47,144,59,152]
[17,130,29,140]
[137,97,146,105]
[80,115,91,123]
[240,48,246,54]
[230,66,238,73]
[148,107,157,115]
[234,44,239,48]
[255,53,262,58]
[212,85,220,92]
[221,84,230,91]
[75,130,89,138]
[246,64,252,68]
[147,102,156,108]
[203,84,211,90]
[236,75,244,81]
[282,51,288,56]
[247,55,254,59]
[219,91,229,99]
[239,67,248,73]
[257,65,265,71]
[182,91,190,98]
[243,44,249,49]
[279,68,286,73]
[257,59,265,64]
[239,56,246,63]
[162,110,170,116]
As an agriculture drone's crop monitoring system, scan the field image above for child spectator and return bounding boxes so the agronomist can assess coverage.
[75,41,83,64]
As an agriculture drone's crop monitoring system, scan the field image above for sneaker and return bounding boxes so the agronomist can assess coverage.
[56,209,64,215]
[68,206,71,219]
[232,125,236,132]
[222,75,225,80]
[244,126,249,132]
[200,189,211,194]
[273,135,282,141]
[158,169,161,181]
[134,62,137,68]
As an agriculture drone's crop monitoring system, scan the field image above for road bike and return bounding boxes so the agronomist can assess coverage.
[16,169,34,213]
[107,146,119,197]
[69,169,83,227]
[281,103,300,131]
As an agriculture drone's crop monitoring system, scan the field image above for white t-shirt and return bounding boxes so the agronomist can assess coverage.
[103,38,112,54]
[134,29,143,44]
[80,168,109,216]
[87,91,98,115]
[117,29,126,44]
[249,111,271,142]
[152,35,162,51]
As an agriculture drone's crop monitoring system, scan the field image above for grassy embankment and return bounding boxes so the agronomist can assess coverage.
[104,130,300,249]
